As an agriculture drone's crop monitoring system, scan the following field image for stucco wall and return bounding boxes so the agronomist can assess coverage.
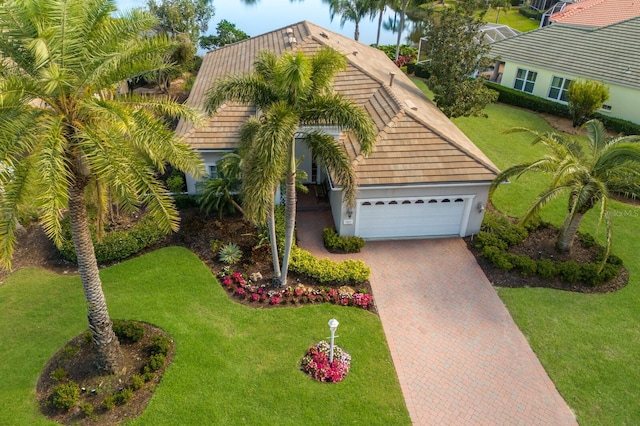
[501,61,640,125]
[185,151,227,194]
[334,183,491,238]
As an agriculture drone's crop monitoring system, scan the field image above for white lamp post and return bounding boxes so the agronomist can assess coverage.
[328,318,339,364]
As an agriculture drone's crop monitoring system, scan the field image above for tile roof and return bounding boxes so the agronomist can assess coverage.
[177,21,498,186]
[550,0,640,27]
[490,16,640,89]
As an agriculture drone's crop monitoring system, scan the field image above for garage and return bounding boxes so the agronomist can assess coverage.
[355,196,471,239]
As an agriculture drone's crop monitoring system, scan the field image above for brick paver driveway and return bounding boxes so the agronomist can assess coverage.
[297,211,577,425]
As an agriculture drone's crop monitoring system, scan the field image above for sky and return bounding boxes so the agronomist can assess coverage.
[116,0,408,47]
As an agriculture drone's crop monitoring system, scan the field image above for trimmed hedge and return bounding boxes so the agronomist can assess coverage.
[323,228,365,253]
[59,215,166,263]
[518,7,542,20]
[485,81,640,135]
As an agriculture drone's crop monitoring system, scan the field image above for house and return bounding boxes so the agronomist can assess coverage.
[177,21,499,240]
[541,0,640,27]
[489,17,640,125]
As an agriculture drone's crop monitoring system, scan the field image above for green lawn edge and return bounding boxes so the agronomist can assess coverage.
[0,247,410,425]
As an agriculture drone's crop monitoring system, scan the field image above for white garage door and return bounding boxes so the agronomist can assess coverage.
[355,196,468,239]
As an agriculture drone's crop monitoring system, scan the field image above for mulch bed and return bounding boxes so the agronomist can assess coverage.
[466,224,629,294]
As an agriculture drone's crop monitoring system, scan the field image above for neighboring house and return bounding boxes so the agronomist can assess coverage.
[177,21,499,240]
[489,17,640,125]
[541,0,640,27]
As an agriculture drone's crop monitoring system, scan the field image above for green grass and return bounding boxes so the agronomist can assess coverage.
[453,103,640,425]
[0,247,410,425]
[484,7,540,32]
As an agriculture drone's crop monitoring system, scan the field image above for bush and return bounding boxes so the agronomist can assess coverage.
[592,113,640,135]
[567,79,609,127]
[518,7,542,20]
[147,353,166,372]
[113,388,134,405]
[59,215,166,263]
[112,319,144,343]
[580,232,598,248]
[323,228,365,253]
[536,259,557,279]
[474,232,507,251]
[173,193,199,209]
[498,225,528,246]
[102,394,116,410]
[300,340,351,383]
[414,63,430,79]
[50,367,68,382]
[481,246,514,271]
[148,335,172,356]
[290,246,370,284]
[513,254,537,276]
[132,374,145,391]
[485,81,571,118]
[166,172,185,193]
[218,242,242,264]
[558,261,581,283]
[480,210,511,233]
[51,382,80,410]
[80,402,94,417]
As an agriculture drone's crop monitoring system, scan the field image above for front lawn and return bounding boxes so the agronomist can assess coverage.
[453,105,640,425]
[484,7,541,32]
[0,247,409,425]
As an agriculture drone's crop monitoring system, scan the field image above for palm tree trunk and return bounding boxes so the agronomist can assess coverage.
[278,141,297,286]
[394,0,408,60]
[68,178,123,374]
[376,7,384,46]
[556,212,584,253]
[354,19,360,41]
[267,197,281,283]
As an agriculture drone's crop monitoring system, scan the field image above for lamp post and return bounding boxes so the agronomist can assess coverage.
[328,318,339,364]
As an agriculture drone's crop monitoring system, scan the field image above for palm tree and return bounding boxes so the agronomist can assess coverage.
[490,120,640,258]
[205,46,376,286]
[198,153,245,218]
[323,0,377,41]
[0,0,204,373]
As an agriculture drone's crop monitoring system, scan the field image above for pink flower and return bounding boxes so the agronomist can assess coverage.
[270,295,281,305]
[251,293,260,302]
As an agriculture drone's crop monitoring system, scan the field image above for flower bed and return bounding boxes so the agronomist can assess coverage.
[300,341,351,383]
[217,268,375,310]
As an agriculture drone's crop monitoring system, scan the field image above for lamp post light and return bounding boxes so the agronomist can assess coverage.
[328,318,339,364]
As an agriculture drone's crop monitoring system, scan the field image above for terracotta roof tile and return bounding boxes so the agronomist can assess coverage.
[551,0,640,27]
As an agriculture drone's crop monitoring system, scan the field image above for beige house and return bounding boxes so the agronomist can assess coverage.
[177,21,498,240]
[490,17,640,125]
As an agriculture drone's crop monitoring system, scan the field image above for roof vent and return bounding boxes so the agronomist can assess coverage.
[288,36,297,46]
[352,50,358,56]
[320,31,329,39]
[285,27,294,35]
[389,72,396,87]
[405,99,417,111]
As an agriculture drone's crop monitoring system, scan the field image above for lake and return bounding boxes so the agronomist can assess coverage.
[116,0,409,48]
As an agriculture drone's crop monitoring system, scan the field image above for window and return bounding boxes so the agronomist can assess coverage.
[208,164,218,179]
[601,104,612,112]
[548,76,572,101]
[514,68,537,93]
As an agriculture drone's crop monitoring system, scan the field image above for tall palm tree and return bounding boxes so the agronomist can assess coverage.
[323,0,376,41]
[0,0,204,373]
[205,46,376,286]
[490,120,640,258]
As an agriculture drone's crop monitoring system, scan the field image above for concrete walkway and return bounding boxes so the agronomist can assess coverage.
[296,210,577,425]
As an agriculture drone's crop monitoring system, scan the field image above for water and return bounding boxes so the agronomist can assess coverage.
[116,0,408,47]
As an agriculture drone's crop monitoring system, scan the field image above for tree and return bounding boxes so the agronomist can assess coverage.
[490,0,511,23]
[200,20,250,51]
[490,120,640,258]
[147,0,214,45]
[0,0,204,373]
[567,79,609,128]
[198,153,245,217]
[205,47,376,286]
[323,0,376,41]
[420,0,498,117]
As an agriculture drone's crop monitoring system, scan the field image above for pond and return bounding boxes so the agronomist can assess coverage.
[116,0,410,48]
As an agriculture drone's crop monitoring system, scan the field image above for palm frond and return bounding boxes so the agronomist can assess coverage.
[310,46,347,94]
[275,50,312,106]
[521,184,570,224]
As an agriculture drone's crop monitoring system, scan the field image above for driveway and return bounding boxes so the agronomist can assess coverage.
[296,211,577,425]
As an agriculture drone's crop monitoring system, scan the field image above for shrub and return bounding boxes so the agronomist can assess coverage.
[59,215,166,263]
[300,340,351,383]
[536,259,557,279]
[218,242,242,265]
[579,232,597,248]
[480,210,511,233]
[210,239,223,255]
[80,402,94,417]
[580,263,601,286]
[497,225,528,246]
[558,261,581,283]
[50,367,68,382]
[567,79,609,127]
[166,172,185,193]
[112,319,144,343]
[102,394,116,410]
[323,228,365,253]
[414,63,430,79]
[518,7,542,20]
[484,81,571,118]
[474,232,507,251]
[592,113,640,135]
[290,246,370,284]
[513,254,537,276]
[147,353,166,372]
[113,388,134,405]
[173,193,199,209]
[51,381,80,410]
[481,246,514,271]
[132,374,145,391]
[148,335,172,356]
[598,263,621,283]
